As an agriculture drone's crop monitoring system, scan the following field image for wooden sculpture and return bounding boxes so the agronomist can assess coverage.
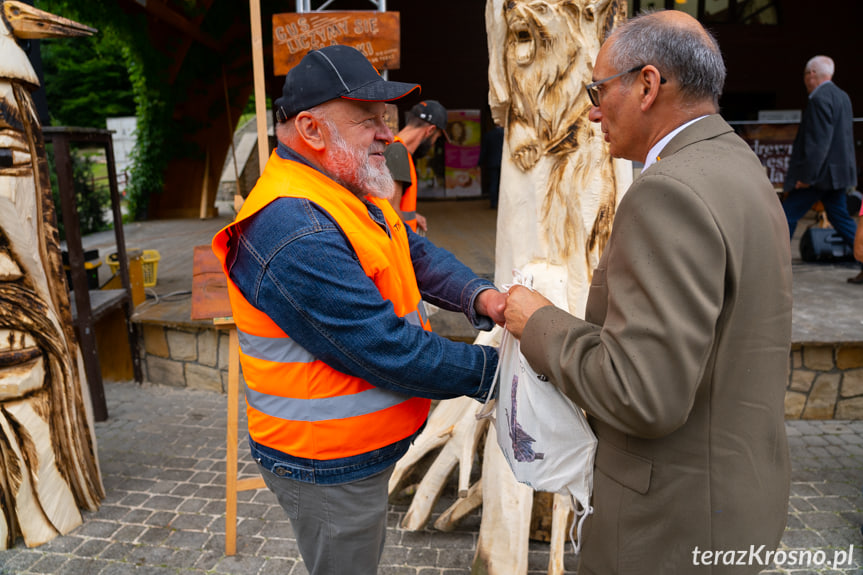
[389,1,631,573]
[0,1,103,548]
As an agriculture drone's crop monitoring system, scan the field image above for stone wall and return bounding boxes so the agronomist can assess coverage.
[786,343,863,420]
[131,324,863,420]
[138,324,235,393]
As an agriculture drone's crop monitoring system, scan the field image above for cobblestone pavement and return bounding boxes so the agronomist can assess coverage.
[0,381,860,575]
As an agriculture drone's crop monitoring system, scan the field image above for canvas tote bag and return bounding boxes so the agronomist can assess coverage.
[477,270,597,553]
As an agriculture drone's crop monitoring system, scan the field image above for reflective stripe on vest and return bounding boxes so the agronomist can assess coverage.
[212,152,432,460]
[393,136,418,232]
[246,384,412,422]
[237,299,427,364]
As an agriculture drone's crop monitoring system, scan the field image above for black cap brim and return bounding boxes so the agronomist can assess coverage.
[341,78,421,104]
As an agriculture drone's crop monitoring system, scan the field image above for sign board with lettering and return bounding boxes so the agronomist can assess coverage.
[273,11,401,76]
[732,122,798,189]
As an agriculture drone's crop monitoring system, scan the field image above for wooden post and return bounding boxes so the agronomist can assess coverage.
[53,132,108,422]
[224,324,240,556]
[249,0,268,177]
[104,132,142,384]
[221,322,265,556]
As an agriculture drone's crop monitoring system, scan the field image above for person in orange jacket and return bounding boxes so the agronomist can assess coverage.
[213,45,506,575]
[384,100,450,233]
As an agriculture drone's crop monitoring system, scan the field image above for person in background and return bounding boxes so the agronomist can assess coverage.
[781,55,858,282]
[212,45,506,575]
[505,10,792,574]
[384,100,450,233]
[853,203,863,283]
[480,125,504,209]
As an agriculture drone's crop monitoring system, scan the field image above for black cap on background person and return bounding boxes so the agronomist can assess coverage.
[410,100,451,142]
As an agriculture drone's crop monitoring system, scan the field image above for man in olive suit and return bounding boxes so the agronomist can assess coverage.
[505,11,792,574]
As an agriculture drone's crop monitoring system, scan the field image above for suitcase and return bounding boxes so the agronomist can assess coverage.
[799,227,854,262]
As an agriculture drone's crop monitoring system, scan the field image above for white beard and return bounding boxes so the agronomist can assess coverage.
[323,122,395,200]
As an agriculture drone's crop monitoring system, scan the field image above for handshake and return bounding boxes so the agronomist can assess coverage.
[475,284,555,339]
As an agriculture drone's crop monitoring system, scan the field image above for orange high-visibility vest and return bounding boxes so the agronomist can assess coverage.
[393,136,418,231]
[212,151,432,460]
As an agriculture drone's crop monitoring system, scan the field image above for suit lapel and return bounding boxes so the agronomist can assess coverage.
[655,114,734,161]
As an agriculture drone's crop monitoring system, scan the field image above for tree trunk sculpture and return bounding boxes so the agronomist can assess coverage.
[0,1,103,549]
[389,1,631,573]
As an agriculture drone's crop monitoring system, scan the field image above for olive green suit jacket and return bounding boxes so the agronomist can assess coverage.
[521,115,792,575]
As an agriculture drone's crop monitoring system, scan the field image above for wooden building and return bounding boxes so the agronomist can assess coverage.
[108,0,863,218]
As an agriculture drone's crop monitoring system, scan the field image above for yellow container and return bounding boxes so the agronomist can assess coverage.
[107,249,160,287]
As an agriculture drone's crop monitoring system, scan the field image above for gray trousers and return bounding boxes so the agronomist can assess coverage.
[258,463,394,575]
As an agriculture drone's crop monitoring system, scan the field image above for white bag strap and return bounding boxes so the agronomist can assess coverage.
[476,327,510,420]
[476,268,532,421]
[569,495,594,555]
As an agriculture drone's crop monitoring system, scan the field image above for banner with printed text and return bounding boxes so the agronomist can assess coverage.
[732,123,798,189]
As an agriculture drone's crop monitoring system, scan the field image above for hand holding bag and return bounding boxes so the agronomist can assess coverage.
[477,270,597,554]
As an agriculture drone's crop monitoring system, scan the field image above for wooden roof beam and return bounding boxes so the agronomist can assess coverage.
[131,0,223,52]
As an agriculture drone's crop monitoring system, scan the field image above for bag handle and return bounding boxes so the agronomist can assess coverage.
[475,269,534,421]
[475,327,510,420]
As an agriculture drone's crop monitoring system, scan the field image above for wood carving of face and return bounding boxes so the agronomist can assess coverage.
[0,0,102,548]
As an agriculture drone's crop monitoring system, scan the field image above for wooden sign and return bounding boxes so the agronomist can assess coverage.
[272,11,401,76]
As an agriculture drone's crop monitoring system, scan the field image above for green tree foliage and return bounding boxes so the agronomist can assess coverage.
[35,0,171,220]
[40,30,135,127]
[35,1,251,221]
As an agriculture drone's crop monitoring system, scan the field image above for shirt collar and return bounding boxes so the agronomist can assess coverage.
[642,115,709,173]
[277,140,318,170]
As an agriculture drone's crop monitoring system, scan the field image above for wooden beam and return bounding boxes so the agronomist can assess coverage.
[132,0,223,52]
[250,0,269,177]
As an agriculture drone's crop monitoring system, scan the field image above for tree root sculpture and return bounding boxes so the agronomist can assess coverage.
[388,0,632,572]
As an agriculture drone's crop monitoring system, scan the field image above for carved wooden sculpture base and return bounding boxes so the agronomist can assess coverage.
[389,1,631,573]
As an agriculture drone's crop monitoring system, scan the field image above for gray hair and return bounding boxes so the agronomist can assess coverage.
[805,56,834,78]
[607,11,726,106]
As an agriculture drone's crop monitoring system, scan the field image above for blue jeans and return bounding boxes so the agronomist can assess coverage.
[782,187,857,247]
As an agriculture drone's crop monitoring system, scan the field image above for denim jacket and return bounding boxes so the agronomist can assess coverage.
[226,144,499,484]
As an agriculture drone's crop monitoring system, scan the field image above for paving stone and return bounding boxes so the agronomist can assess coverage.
[111,525,147,543]
[165,530,211,550]
[37,534,84,554]
[799,512,853,530]
[28,554,69,574]
[99,542,137,561]
[138,527,172,546]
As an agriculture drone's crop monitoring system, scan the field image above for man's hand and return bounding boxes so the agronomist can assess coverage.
[505,285,554,339]
[475,289,507,326]
[795,180,811,189]
[416,213,428,232]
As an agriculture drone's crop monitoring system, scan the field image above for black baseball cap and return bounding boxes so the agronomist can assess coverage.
[275,45,421,121]
[410,100,451,142]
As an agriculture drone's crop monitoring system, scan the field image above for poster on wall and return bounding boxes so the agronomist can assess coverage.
[731,122,798,190]
[444,109,482,198]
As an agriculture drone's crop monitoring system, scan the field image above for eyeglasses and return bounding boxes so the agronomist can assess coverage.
[585,64,667,107]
